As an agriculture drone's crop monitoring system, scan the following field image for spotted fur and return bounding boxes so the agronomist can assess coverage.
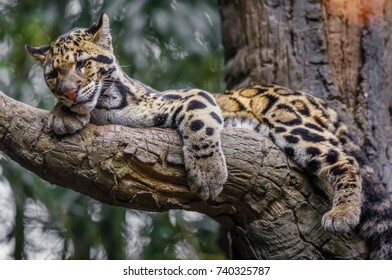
[26,13,392,259]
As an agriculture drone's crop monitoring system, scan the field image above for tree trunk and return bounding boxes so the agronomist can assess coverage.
[219,0,392,190]
[218,0,392,258]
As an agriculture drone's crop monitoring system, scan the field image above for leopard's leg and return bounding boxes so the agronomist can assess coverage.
[269,124,362,234]
[319,155,362,233]
[156,89,228,200]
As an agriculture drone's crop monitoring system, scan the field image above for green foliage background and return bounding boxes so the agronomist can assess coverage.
[0,0,226,259]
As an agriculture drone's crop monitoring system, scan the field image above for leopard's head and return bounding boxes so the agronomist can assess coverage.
[26,13,116,114]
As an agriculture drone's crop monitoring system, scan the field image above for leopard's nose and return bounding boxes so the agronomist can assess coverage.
[63,89,77,101]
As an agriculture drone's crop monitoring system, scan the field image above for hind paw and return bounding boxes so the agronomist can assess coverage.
[321,205,360,233]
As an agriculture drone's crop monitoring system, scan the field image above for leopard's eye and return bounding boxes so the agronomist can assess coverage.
[47,69,58,79]
[76,60,86,69]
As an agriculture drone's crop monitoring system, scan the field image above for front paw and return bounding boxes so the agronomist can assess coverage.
[184,148,228,200]
[321,205,360,233]
[48,105,90,135]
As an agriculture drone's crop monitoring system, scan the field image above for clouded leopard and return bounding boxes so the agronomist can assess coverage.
[26,13,392,259]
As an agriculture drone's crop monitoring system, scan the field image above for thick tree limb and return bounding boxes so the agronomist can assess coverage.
[0,90,367,259]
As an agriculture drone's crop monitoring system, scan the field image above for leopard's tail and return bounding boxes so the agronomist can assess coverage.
[345,144,392,259]
[330,115,392,259]
[357,169,392,259]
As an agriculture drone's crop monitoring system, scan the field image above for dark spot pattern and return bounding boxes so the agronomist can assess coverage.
[275,127,287,133]
[277,118,302,126]
[307,95,321,109]
[210,112,223,124]
[188,100,207,110]
[329,138,339,146]
[326,149,339,164]
[306,147,321,157]
[284,135,300,144]
[254,123,262,133]
[205,127,214,136]
[262,117,274,128]
[293,100,310,116]
[284,147,295,158]
[291,128,326,142]
[256,87,269,94]
[268,132,276,143]
[229,97,246,111]
[91,55,113,64]
[261,94,279,114]
[339,137,348,144]
[153,113,168,126]
[192,145,200,151]
[276,104,295,113]
[198,91,216,106]
[277,90,303,96]
[314,116,327,128]
[162,94,182,100]
[201,144,209,149]
[177,115,185,126]
[306,159,321,174]
[333,120,341,129]
[190,120,204,131]
[171,105,183,127]
[305,123,323,132]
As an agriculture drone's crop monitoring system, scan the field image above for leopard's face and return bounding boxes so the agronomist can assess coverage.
[26,14,115,114]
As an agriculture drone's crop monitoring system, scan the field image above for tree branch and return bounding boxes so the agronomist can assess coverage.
[0,90,367,259]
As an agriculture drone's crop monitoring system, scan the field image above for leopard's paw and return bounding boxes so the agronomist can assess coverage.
[321,205,360,233]
[48,104,90,135]
[184,147,228,200]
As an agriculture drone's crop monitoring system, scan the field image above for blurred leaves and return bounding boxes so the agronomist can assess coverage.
[0,0,225,259]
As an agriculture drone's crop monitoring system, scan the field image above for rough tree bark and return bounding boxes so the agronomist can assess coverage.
[2,0,390,259]
[218,0,392,258]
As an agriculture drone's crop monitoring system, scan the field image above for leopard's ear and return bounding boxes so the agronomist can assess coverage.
[87,13,113,52]
[25,45,50,64]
